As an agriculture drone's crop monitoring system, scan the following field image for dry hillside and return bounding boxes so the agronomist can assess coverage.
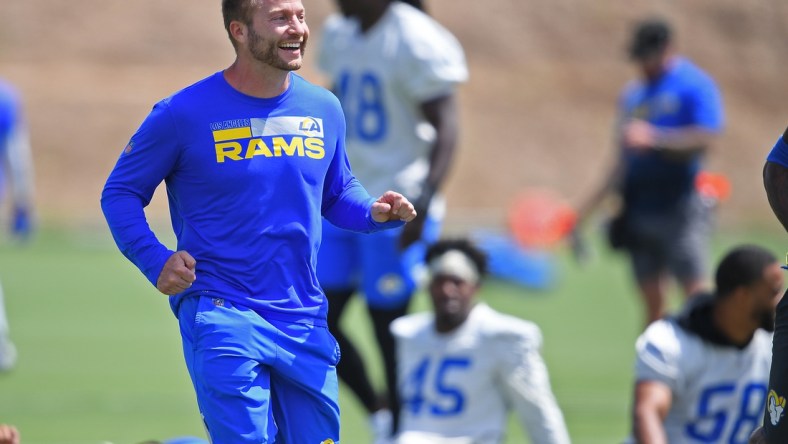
[2,0,787,233]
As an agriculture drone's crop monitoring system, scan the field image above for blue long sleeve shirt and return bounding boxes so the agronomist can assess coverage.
[101,71,401,324]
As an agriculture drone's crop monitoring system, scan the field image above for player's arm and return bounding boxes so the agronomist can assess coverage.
[100,102,184,292]
[396,19,467,248]
[498,328,571,444]
[632,380,672,444]
[569,113,633,263]
[574,155,625,226]
[763,128,788,232]
[417,93,459,213]
[623,120,720,156]
[652,125,719,153]
[624,77,723,157]
[573,104,632,226]
[400,93,460,248]
[631,323,682,444]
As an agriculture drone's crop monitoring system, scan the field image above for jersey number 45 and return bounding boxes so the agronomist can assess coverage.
[401,356,471,417]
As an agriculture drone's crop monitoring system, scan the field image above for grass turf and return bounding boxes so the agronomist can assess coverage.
[0,227,781,443]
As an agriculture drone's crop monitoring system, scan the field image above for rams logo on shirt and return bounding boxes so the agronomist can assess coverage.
[211,116,325,163]
[299,116,322,134]
[769,390,786,426]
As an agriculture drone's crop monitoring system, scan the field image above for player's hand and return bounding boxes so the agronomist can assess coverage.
[11,205,33,241]
[0,424,20,444]
[371,191,417,223]
[156,251,197,295]
[622,119,657,151]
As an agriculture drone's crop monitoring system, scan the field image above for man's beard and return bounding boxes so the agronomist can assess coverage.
[248,26,304,71]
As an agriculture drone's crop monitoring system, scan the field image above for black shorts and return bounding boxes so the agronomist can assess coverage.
[625,193,713,284]
[763,288,788,442]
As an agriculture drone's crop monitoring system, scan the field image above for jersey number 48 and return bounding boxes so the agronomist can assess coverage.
[336,70,388,143]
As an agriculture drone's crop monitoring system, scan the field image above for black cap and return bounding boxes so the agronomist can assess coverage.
[628,18,672,60]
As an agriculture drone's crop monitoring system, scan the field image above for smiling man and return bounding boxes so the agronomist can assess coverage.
[100,0,417,442]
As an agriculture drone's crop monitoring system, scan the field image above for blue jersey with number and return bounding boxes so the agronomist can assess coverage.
[618,57,724,212]
[101,71,400,324]
[632,302,772,443]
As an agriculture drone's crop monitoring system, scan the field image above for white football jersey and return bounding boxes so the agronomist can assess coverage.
[391,303,571,444]
[318,3,468,199]
[631,317,772,443]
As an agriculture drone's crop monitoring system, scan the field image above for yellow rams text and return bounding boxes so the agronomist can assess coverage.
[215,137,325,163]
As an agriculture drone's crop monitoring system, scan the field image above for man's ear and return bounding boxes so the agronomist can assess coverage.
[229,20,248,46]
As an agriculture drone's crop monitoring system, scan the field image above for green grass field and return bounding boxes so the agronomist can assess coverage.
[0,226,782,443]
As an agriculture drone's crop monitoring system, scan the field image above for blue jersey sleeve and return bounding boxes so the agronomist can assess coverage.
[688,75,724,132]
[321,117,403,232]
[100,101,180,286]
[767,134,788,168]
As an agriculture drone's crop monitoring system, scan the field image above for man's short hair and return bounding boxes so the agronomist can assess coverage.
[222,0,258,46]
[715,245,777,298]
[628,17,672,60]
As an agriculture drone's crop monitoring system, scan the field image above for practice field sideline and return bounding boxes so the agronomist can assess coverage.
[0,227,781,443]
